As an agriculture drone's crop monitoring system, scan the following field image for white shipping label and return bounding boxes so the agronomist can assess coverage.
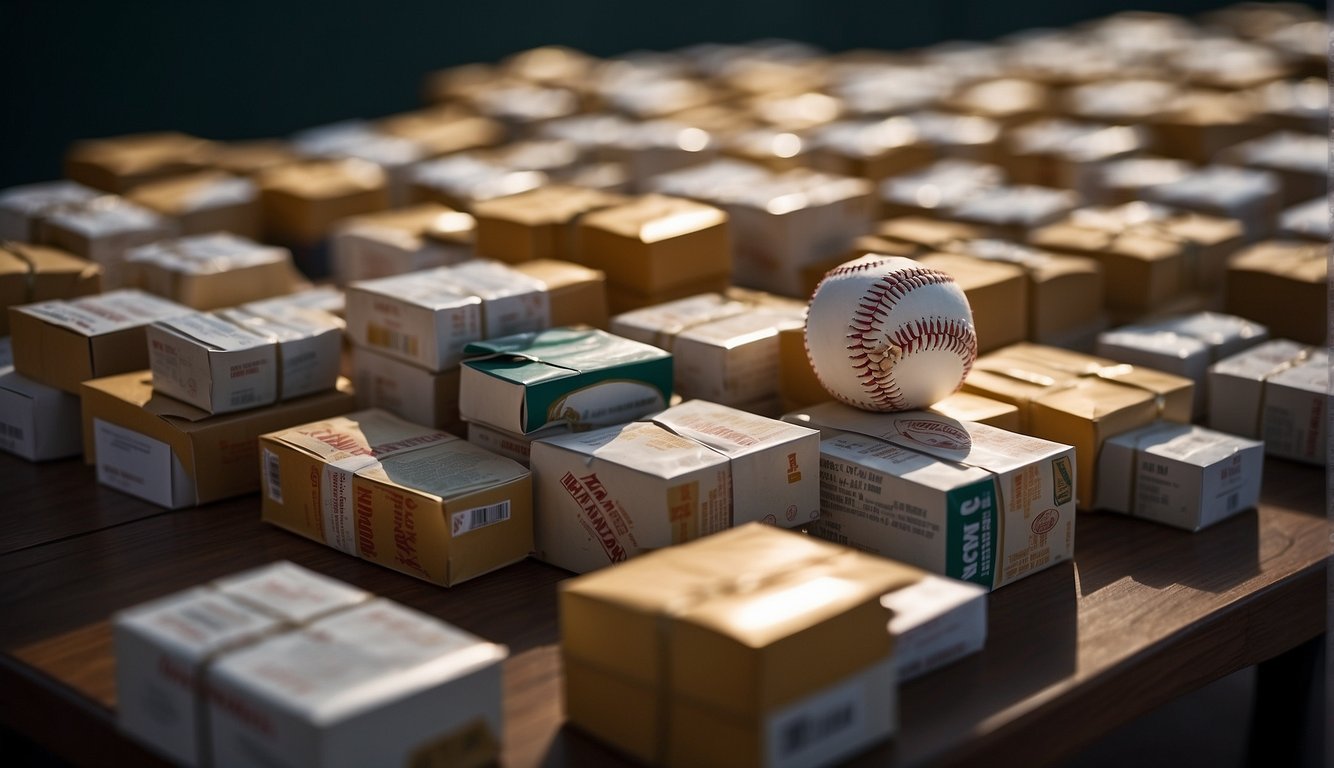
[764,665,876,768]
[451,500,512,537]
[263,447,283,504]
[0,389,36,459]
[94,419,174,508]
[321,455,379,556]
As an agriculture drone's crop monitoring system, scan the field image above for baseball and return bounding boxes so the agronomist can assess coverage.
[805,255,977,412]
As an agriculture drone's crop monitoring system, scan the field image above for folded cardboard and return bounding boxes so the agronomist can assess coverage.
[575,195,731,295]
[147,313,278,414]
[882,574,987,681]
[0,369,84,461]
[0,242,101,336]
[1207,340,1328,465]
[125,170,261,239]
[81,372,356,509]
[962,342,1194,508]
[114,561,370,767]
[561,523,917,766]
[460,327,672,435]
[916,252,1027,354]
[126,232,302,310]
[1096,421,1264,531]
[472,184,628,264]
[344,270,483,372]
[351,344,463,435]
[257,159,391,246]
[39,196,177,288]
[785,402,1076,589]
[258,408,532,586]
[0,179,101,240]
[10,290,192,394]
[1224,241,1327,346]
[330,203,474,286]
[64,132,218,193]
[217,307,344,400]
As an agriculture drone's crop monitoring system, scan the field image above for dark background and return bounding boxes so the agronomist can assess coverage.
[1,0,1322,188]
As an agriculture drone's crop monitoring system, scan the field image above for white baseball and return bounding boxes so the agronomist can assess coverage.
[805,255,977,412]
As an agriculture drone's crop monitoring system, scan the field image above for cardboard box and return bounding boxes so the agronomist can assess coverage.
[460,327,672,434]
[908,110,1004,165]
[409,154,548,211]
[1082,156,1194,206]
[0,242,101,336]
[1096,312,1269,417]
[1144,165,1281,241]
[114,561,371,767]
[344,270,483,372]
[510,259,609,330]
[126,170,261,239]
[927,391,1021,432]
[1146,90,1267,164]
[673,311,806,406]
[206,599,506,768]
[290,120,430,208]
[576,195,731,295]
[1061,79,1179,126]
[467,420,570,467]
[949,184,1079,241]
[207,139,301,177]
[64,132,218,193]
[777,325,832,411]
[442,259,555,338]
[945,77,1049,126]
[127,232,302,310]
[244,286,346,320]
[869,216,986,254]
[916,252,1027,354]
[0,179,101,240]
[257,159,390,247]
[378,108,506,158]
[258,409,532,585]
[561,524,914,767]
[962,342,1194,508]
[610,293,748,350]
[10,290,192,394]
[949,239,1106,348]
[808,117,933,180]
[877,159,1004,220]
[0,369,84,461]
[81,372,356,509]
[607,274,734,316]
[1278,197,1330,242]
[217,307,344,400]
[472,184,628,264]
[146,313,278,414]
[721,126,817,172]
[882,574,987,681]
[1208,340,1328,465]
[1001,119,1146,190]
[330,203,474,286]
[40,196,177,288]
[1216,131,1326,207]
[1096,422,1264,530]
[351,345,463,435]
[785,402,1077,589]
[1224,241,1328,346]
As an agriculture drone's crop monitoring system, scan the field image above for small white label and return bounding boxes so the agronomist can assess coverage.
[765,668,871,768]
[94,419,174,507]
[451,500,511,537]
[263,448,283,504]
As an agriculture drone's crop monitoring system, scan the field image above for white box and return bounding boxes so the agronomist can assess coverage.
[531,420,732,573]
[1096,421,1264,530]
[881,574,987,682]
[673,311,805,405]
[219,307,343,400]
[41,197,177,288]
[147,313,278,414]
[0,369,83,460]
[785,402,1077,590]
[609,292,748,349]
[0,179,101,241]
[114,562,369,768]
[206,599,507,768]
[1208,340,1329,464]
[351,344,462,433]
[467,420,569,467]
[244,286,346,319]
[444,259,552,338]
[649,399,820,528]
[345,269,483,372]
[331,206,473,286]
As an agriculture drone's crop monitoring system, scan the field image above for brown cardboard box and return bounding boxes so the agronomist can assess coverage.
[808,117,933,180]
[927,391,1021,431]
[577,195,730,295]
[258,409,532,586]
[1144,165,1282,242]
[869,217,986,253]
[377,109,507,158]
[1224,241,1328,346]
[126,233,303,310]
[916,252,1027,354]
[561,524,915,767]
[1216,131,1327,207]
[472,185,628,264]
[962,342,1193,508]
[64,132,219,193]
[944,78,1050,126]
[1146,90,1268,164]
[1060,79,1180,126]
[1081,156,1194,206]
[331,203,474,286]
[80,372,356,508]
[1001,119,1146,190]
[10,290,192,394]
[257,159,390,245]
[351,345,464,435]
[409,154,548,212]
[126,170,261,240]
[0,243,101,336]
[208,140,301,177]
[777,325,831,410]
[510,259,609,329]
[39,196,177,288]
[0,180,101,241]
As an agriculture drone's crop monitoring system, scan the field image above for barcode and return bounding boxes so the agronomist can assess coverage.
[778,703,856,758]
[264,448,282,504]
[0,423,23,441]
[451,500,511,537]
[367,324,419,356]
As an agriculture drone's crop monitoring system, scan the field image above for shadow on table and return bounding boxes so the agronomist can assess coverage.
[1075,509,1261,597]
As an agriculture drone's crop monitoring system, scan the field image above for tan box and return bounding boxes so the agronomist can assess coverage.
[1082,156,1194,206]
[1207,340,1328,464]
[207,140,301,177]
[1224,241,1328,345]
[472,185,627,264]
[81,372,355,508]
[0,243,101,336]
[916,252,1027,354]
[257,159,390,245]
[576,195,731,295]
[409,154,548,212]
[126,170,261,240]
[126,233,303,310]
[331,203,474,286]
[64,132,218,193]
[258,409,532,586]
[40,196,177,288]
[1278,197,1329,242]
[1146,90,1268,164]
[1001,119,1146,190]
[289,120,430,209]
[612,293,749,350]
[927,391,1021,431]
[869,216,986,253]
[561,524,915,766]
[10,290,192,394]
[777,325,831,410]
[1030,217,1185,315]
[0,180,101,241]
[1060,79,1180,126]
[962,343,1194,509]
[673,311,806,406]
[510,259,609,329]
[607,273,734,315]
[808,117,933,180]
[377,108,506,157]
[945,77,1050,126]
[351,345,463,435]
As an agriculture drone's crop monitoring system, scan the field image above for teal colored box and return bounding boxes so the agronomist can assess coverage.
[459,327,673,435]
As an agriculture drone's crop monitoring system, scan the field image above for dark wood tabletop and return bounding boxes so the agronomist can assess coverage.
[0,451,1327,768]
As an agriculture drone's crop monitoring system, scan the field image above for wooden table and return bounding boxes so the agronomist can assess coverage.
[0,451,1326,767]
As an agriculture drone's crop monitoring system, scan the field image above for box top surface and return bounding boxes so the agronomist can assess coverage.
[359,436,530,499]
[1106,421,1263,465]
[349,267,482,310]
[579,194,727,244]
[649,399,818,457]
[17,290,191,336]
[84,371,354,428]
[212,561,370,625]
[115,586,284,659]
[151,312,274,353]
[464,327,669,385]
[1210,339,1315,379]
[264,408,456,462]
[537,420,729,478]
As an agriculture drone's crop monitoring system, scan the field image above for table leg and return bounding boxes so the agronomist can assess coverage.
[1246,633,1327,768]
